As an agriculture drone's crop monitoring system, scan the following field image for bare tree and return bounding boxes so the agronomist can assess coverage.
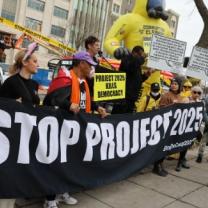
[194,0,208,48]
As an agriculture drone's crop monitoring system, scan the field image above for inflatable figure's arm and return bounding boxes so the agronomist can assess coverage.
[104,15,131,56]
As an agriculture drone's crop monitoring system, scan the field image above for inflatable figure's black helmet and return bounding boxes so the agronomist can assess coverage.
[147,0,169,20]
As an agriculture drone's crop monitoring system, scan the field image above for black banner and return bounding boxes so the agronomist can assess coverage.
[0,98,203,198]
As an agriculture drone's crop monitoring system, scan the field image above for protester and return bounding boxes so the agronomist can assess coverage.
[153,77,186,176]
[181,80,192,98]
[169,79,193,161]
[85,36,100,63]
[85,36,114,113]
[175,86,202,171]
[0,42,39,105]
[0,43,39,208]
[112,46,146,114]
[43,51,108,208]
[194,88,208,163]
[85,36,100,81]
[136,82,161,112]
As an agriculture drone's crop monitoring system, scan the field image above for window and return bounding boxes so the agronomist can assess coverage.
[112,3,120,14]
[1,10,15,21]
[25,17,42,31]
[1,0,17,21]
[54,6,68,20]
[27,0,45,12]
[51,25,66,38]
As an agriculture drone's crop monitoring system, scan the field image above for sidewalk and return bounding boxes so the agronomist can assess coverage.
[15,148,208,208]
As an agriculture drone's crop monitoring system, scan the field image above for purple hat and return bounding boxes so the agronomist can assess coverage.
[73,51,97,66]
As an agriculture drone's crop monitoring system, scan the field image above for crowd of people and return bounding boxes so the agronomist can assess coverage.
[0,36,207,208]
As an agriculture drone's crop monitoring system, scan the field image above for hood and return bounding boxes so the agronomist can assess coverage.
[133,0,168,20]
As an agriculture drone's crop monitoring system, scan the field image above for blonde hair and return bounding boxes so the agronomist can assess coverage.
[9,49,27,75]
[192,86,203,94]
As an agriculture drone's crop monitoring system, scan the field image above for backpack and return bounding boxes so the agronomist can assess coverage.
[144,95,150,112]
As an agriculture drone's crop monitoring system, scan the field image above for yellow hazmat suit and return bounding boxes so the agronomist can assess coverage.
[104,0,172,98]
[180,80,192,98]
[104,0,171,54]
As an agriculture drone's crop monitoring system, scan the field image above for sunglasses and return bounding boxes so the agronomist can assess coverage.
[184,86,191,89]
[193,91,201,95]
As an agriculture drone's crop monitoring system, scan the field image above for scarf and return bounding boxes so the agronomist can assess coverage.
[70,70,91,113]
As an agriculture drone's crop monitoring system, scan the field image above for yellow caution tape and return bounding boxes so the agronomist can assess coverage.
[0,17,76,54]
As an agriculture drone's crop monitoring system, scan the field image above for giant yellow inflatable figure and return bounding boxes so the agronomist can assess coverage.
[104,0,172,97]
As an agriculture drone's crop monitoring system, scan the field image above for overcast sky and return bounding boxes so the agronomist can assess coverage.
[166,0,208,56]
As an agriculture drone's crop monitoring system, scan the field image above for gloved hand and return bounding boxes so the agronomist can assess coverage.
[114,47,130,59]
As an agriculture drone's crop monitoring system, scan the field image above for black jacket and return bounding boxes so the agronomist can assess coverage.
[43,85,98,112]
[119,54,144,101]
[43,85,71,111]
[0,73,40,106]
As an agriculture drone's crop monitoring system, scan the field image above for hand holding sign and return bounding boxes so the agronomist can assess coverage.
[147,34,186,74]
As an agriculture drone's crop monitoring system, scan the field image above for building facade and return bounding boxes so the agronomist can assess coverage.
[121,0,134,15]
[166,9,179,38]
[68,0,110,50]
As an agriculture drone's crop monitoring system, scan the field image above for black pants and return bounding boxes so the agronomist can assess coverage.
[46,195,56,201]
[178,149,188,163]
[154,157,165,167]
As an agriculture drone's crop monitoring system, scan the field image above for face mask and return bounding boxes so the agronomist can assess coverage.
[151,92,160,97]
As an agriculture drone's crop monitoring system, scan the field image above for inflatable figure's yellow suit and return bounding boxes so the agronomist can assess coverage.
[104,0,172,97]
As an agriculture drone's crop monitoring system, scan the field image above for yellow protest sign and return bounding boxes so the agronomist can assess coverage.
[94,73,126,101]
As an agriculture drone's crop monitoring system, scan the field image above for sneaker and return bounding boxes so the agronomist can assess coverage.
[161,169,168,176]
[182,161,190,169]
[175,164,182,172]
[152,167,167,177]
[43,200,58,208]
[196,155,202,163]
[57,193,78,205]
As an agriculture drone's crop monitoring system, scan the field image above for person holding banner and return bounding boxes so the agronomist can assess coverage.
[0,43,39,208]
[43,51,108,208]
[196,95,208,163]
[176,86,203,171]
[153,77,186,176]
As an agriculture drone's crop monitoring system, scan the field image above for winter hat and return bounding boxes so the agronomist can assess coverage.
[151,82,160,92]
[171,77,183,93]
